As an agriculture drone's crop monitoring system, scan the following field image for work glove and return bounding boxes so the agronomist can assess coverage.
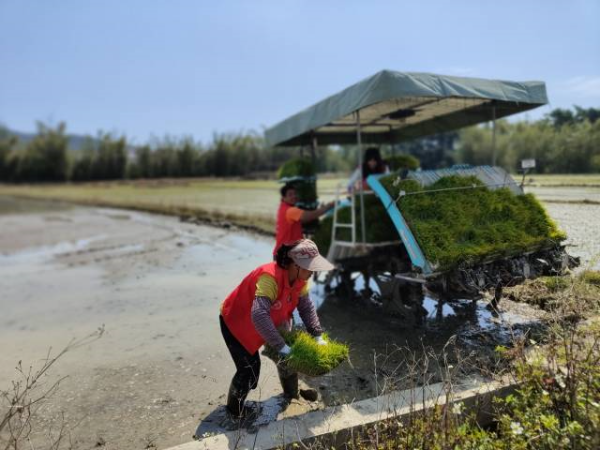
[315,335,327,346]
[279,344,291,357]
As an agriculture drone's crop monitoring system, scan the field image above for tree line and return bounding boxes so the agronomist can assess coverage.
[0,106,598,182]
[0,123,353,182]
[455,106,600,173]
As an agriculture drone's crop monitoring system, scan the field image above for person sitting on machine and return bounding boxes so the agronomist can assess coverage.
[347,147,390,193]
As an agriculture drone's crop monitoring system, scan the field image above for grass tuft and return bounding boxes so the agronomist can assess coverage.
[506,270,600,315]
[581,270,600,287]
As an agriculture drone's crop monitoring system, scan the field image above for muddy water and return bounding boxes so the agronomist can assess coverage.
[0,195,596,449]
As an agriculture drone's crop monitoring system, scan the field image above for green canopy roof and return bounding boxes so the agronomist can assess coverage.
[264,70,547,147]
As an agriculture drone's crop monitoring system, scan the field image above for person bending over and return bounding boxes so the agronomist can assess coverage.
[219,239,334,418]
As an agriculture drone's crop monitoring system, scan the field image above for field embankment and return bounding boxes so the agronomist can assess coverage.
[0,178,345,234]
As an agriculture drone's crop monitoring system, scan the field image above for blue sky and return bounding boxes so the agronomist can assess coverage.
[1,0,598,144]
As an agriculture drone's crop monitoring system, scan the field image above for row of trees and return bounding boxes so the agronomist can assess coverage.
[0,123,355,182]
[456,106,600,173]
[0,106,598,182]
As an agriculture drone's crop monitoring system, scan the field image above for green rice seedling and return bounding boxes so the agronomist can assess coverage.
[265,330,349,376]
[286,331,349,376]
[379,174,566,270]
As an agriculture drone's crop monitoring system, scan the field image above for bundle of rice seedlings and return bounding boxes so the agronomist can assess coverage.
[277,157,316,179]
[278,158,318,209]
[265,330,349,376]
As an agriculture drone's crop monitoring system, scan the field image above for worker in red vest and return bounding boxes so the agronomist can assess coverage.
[220,239,334,418]
[274,183,334,256]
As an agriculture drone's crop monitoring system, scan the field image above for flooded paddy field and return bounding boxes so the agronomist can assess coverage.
[1,194,598,449]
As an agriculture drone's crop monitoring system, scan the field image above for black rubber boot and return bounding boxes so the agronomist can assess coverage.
[299,387,319,402]
[226,383,249,418]
[278,371,299,400]
[278,370,319,402]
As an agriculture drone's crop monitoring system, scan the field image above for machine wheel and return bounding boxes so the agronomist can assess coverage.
[333,269,355,299]
[375,276,426,326]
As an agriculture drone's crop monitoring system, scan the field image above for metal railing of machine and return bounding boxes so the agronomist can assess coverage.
[386,180,518,210]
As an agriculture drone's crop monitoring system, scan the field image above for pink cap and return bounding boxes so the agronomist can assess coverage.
[288,239,335,272]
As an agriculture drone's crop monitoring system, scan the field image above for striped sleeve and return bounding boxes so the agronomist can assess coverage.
[251,296,286,350]
[297,294,323,337]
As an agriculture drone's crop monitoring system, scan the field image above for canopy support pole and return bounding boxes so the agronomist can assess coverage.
[356,111,366,244]
[310,132,318,166]
[491,104,497,166]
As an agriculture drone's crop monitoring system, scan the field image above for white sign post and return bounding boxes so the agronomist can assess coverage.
[520,159,536,188]
[521,159,536,170]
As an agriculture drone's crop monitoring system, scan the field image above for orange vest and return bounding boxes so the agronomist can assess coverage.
[274,201,303,255]
[221,262,306,354]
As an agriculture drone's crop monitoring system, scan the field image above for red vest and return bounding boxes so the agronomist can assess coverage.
[274,201,303,255]
[221,262,306,354]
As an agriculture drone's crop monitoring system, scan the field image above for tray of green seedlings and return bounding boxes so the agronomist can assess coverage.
[378,174,567,270]
[314,173,566,271]
[265,330,349,376]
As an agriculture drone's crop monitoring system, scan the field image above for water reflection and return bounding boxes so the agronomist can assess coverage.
[305,271,542,349]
